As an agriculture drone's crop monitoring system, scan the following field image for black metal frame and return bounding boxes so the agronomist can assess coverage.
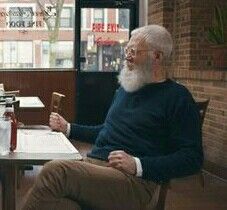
[74,0,139,124]
[74,0,139,71]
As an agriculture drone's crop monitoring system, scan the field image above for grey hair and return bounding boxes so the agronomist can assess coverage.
[131,25,173,58]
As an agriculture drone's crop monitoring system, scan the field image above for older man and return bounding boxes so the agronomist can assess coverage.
[22,25,203,210]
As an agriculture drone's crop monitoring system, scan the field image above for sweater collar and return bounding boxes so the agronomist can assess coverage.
[122,79,172,94]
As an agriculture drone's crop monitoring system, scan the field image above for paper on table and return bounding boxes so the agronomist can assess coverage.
[15,97,45,108]
[16,129,80,154]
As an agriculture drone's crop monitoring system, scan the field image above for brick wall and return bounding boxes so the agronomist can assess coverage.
[148,0,227,176]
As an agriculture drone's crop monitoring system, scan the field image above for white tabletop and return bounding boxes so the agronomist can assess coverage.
[16,129,81,155]
[15,97,45,108]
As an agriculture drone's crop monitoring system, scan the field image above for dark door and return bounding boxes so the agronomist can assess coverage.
[75,0,139,124]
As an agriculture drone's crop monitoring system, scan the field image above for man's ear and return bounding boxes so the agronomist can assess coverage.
[151,51,163,64]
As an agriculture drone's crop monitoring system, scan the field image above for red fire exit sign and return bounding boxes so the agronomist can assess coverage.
[92,23,119,33]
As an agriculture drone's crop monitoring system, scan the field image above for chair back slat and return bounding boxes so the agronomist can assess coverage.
[50,92,66,114]
[196,99,210,125]
[4,90,20,96]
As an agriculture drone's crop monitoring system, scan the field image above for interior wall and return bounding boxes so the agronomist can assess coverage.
[148,0,227,178]
[0,71,76,125]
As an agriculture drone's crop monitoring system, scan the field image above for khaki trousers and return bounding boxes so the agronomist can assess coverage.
[21,158,157,210]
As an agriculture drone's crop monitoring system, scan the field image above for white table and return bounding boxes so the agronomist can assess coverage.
[0,128,82,210]
[15,97,45,109]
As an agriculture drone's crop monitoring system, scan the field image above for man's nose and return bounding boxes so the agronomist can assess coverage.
[125,56,134,63]
[125,50,134,59]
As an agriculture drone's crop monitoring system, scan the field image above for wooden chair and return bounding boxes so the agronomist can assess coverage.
[146,98,210,210]
[4,90,20,96]
[50,92,66,114]
[151,98,210,210]
[196,99,210,125]
[0,83,20,97]
[195,99,210,189]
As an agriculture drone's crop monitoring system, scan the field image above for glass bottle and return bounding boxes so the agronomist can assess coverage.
[0,83,4,96]
[3,98,17,151]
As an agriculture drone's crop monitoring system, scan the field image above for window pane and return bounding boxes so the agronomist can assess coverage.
[42,41,73,68]
[81,9,86,29]
[60,8,72,27]
[119,9,129,29]
[0,42,3,64]
[81,8,130,72]
[18,42,32,63]
[60,18,71,28]
[4,42,17,64]
[46,7,73,28]
[94,9,104,23]
[0,0,75,70]
[62,8,71,18]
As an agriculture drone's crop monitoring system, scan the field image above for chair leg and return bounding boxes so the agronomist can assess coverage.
[17,169,23,189]
[16,165,33,189]
[199,171,205,190]
[152,183,169,210]
[168,182,172,189]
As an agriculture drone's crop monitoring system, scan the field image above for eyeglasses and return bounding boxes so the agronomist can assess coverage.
[124,47,154,57]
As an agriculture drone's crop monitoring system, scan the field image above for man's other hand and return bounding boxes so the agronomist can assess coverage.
[49,112,68,133]
[108,150,136,175]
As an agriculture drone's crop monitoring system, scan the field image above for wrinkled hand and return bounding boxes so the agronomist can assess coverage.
[49,112,68,133]
[108,150,136,175]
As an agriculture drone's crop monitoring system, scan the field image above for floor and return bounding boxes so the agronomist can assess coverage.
[0,166,226,210]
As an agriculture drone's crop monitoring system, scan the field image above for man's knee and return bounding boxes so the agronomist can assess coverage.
[34,160,77,196]
[36,160,73,188]
[40,160,65,176]
[39,160,86,182]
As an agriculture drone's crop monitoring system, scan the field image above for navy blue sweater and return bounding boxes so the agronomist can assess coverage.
[70,79,203,183]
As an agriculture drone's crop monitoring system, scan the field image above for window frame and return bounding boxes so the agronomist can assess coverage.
[75,0,139,72]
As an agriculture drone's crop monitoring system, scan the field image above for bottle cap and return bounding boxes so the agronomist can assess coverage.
[5,97,13,104]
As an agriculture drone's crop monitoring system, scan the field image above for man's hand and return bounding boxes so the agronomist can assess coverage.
[49,112,68,133]
[108,150,136,175]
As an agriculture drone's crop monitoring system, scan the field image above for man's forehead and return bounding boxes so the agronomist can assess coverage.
[128,34,147,48]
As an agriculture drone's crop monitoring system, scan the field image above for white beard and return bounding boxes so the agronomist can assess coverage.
[118,61,152,92]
